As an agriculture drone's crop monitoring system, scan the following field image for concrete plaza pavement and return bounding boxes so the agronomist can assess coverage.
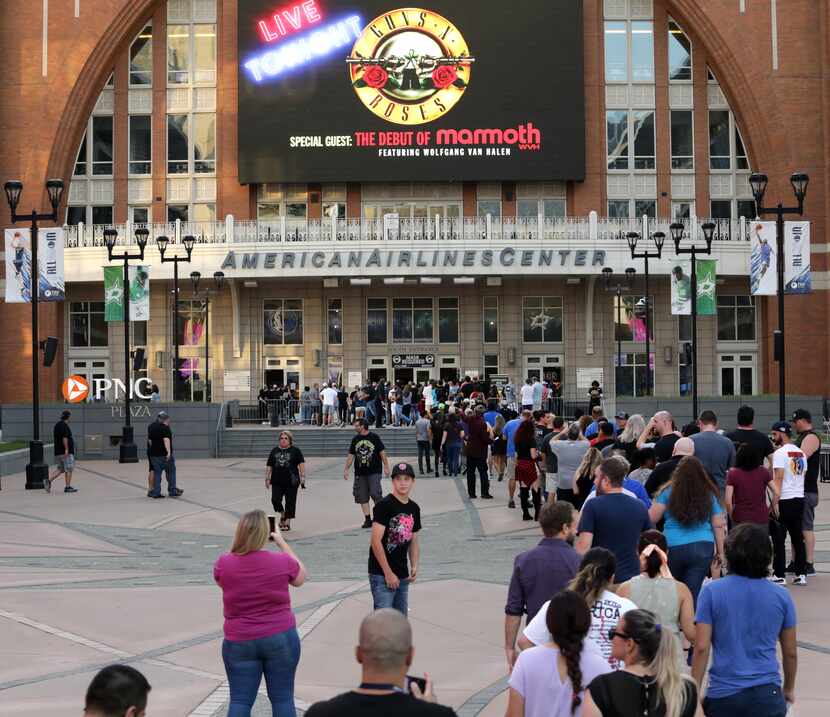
[0,453,829,716]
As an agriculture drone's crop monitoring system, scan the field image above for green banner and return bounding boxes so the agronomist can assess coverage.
[696,259,717,316]
[104,266,124,322]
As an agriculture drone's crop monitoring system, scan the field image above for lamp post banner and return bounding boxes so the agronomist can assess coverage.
[129,265,151,320]
[785,221,811,294]
[4,227,64,303]
[104,266,124,321]
[695,259,717,316]
[750,221,777,295]
[670,260,691,315]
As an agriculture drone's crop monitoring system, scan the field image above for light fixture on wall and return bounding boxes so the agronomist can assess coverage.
[663,346,673,364]
[486,276,502,286]
[420,277,442,284]
[350,278,371,286]
[383,277,404,285]
[507,347,516,365]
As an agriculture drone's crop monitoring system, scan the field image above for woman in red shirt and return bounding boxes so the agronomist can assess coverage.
[214,510,307,717]
[725,443,775,527]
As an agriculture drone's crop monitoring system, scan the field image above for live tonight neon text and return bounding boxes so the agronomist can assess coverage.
[245,0,362,83]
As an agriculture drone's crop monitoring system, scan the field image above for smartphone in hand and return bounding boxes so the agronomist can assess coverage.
[406,675,427,695]
[268,515,277,540]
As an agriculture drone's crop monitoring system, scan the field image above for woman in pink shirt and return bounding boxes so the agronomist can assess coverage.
[214,510,307,717]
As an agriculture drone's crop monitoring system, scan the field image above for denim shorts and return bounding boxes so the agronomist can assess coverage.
[56,455,75,472]
[803,492,818,531]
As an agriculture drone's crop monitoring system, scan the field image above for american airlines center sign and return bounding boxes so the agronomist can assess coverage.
[219,247,608,274]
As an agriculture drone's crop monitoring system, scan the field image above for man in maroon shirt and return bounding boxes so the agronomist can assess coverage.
[465,405,493,499]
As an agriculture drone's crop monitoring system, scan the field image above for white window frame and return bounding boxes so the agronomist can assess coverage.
[718,353,757,396]
[327,298,343,346]
[522,296,564,344]
[167,112,216,176]
[263,298,304,347]
[437,297,459,345]
[129,115,153,176]
[604,20,655,85]
[483,296,499,344]
[167,23,216,87]
[367,297,389,345]
[129,23,153,87]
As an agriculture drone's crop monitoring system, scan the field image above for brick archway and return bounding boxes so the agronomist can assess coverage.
[45,0,161,184]
[667,0,775,171]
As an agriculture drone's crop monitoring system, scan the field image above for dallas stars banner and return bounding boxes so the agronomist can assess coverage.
[670,260,717,316]
[104,265,150,321]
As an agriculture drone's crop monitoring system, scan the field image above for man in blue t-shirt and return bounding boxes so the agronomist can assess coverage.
[502,412,525,510]
[575,456,651,582]
[483,401,501,428]
[692,523,797,716]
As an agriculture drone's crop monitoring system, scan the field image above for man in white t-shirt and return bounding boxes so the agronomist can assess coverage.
[518,582,636,669]
[520,379,535,410]
[770,420,808,585]
[320,383,339,426]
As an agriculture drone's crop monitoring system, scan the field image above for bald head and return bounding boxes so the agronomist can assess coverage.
[358,609,412,670]
[673,437,695,457]
[654,411,673,436]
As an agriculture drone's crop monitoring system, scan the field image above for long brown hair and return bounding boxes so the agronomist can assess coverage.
[546,590,591,713]
[514,416,536,446]
[568,547,616,607]
[665,456,721,526]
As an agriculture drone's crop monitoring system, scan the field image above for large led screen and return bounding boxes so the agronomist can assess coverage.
[237,0,584,183]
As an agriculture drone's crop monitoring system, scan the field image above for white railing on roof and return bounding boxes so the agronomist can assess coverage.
[64,215,751,248]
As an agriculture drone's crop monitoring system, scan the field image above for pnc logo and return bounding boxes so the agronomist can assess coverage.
[62,375,90,403]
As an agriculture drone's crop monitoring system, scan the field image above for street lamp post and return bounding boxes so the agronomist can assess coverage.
[103,227,149,463]
[189,271,225,402]
[602,267,637,397]
[156,235,194,401]
[3,178,64,489]
[749,172,809,421]
[626,230,666,396]
[670,221,716,421]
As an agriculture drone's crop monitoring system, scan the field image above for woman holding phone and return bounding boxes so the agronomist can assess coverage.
[214,510,307,717]
[265,431,306,531]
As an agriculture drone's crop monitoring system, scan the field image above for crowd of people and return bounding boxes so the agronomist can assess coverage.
[63,395,822,717]
[254,375,569,428]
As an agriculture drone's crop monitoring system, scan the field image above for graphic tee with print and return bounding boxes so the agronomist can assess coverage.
[368,495,422,579]
[349,432,385,476]
[773,443,806,499]
[266,446,304,486]
[524,590,637,669]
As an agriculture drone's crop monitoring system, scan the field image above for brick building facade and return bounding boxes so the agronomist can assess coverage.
[0,0,828,405]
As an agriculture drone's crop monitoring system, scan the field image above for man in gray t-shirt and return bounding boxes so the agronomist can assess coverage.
[415,416,432,474]
[549,424,590,491]
[690,410,735,493]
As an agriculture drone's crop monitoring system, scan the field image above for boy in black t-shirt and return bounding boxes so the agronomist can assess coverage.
[369,463,421,616]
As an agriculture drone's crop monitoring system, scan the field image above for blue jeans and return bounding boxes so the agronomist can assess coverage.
[667,539,714,605]
[149,455,177,496]
[445,444,462,475]
[222,628,301,717]
[369,572,410,615]
[703,683,786,717]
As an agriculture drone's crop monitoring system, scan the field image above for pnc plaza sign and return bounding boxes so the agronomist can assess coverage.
[62,375,154,403]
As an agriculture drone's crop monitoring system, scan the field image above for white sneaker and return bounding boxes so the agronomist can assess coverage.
[793,575,807,586]
[43,477,51,493]
[767,575,786,584]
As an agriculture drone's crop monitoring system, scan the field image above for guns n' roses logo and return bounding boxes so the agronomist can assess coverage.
[347,8,474,125]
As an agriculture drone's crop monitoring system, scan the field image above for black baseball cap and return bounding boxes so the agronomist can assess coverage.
[60,410,71,419]
[391,462,416,478]
[771,421,791,435]
[791,409,812,422]
[614,412,629,420]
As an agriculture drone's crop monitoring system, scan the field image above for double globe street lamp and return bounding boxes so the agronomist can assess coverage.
[748,171,809,421]
[103,227,149,463]
[625,229,666,396]
[156,235,195,400]
[189,270,225,402]
[4,178,64,489]
[669,221,716,421]
[602,267,636,395]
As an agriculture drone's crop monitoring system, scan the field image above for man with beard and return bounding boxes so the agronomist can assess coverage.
[345,418,391,529]
[575,456,651,582]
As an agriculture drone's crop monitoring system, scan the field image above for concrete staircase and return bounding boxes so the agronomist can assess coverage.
[218,426,421,458]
